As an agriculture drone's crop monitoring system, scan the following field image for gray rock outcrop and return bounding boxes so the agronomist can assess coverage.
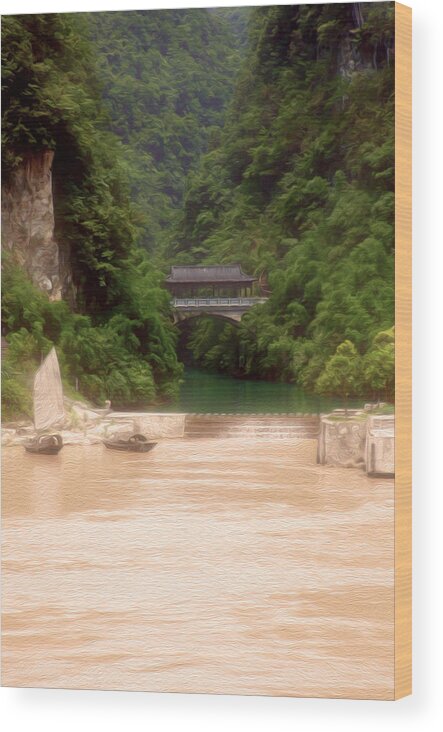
[1,150,72,300]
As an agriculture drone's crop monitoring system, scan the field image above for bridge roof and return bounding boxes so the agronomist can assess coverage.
[166,264,256,285]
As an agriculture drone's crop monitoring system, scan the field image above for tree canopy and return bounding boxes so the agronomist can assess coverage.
[176,3,395,399]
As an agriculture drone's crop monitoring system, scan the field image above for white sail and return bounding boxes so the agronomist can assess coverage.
[33,347,65,431]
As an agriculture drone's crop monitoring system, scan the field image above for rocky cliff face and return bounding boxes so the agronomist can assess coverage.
[1,150,72,300]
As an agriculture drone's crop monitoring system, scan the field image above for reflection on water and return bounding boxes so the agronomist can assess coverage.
[2,440,394,698]
[147,367,363,414]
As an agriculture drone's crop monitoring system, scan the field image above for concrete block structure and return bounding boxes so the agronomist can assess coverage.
[366,415,395,477]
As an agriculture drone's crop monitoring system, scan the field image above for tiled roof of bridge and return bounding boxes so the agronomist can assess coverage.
[166,265,256,284]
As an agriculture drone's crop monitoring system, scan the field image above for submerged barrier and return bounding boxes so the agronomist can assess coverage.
[184,413,320,439]
[2,409,395,476]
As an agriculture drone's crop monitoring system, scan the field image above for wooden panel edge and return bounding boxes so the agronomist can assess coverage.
[394,0,412,700]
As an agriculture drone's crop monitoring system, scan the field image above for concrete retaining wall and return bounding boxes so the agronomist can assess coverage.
[317,416,367,469]
[318,412,395,476]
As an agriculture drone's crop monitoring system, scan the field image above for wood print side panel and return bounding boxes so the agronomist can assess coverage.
[394,1,412,700]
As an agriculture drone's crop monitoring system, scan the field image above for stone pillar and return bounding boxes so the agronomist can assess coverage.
[317,414,367,469]
[366,415,395,476]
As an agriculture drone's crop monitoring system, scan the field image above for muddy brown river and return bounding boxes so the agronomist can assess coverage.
[1,438,394,698]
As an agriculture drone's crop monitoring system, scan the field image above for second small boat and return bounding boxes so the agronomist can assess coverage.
[102,433,157,453]
[25,433,63,455]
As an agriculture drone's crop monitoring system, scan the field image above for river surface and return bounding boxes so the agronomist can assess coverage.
[2,439,394,698]
[149,368,363,414]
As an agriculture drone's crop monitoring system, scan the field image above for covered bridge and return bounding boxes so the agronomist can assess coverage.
[165,264,267,324]
[165,264,257,298]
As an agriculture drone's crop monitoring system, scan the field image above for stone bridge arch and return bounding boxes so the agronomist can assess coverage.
[173,309,242,326]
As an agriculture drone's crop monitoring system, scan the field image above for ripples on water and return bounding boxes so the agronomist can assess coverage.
[2,439,394,698]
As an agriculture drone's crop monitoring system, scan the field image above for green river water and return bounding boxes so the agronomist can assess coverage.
[151,368,363,414]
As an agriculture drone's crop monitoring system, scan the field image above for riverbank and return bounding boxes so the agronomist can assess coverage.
[1,410,321,447]
[2,401,394,478]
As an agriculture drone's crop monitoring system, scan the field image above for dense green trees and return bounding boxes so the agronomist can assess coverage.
[2,257,184,418]
[1,13,183,417]
[2,13,139,311]
[363,326,395,401]
[2,4,396,417]
[177,3,395,400]
[85,8,245,253]
[2,9,248,418]
[1,256,182,419]
[316,340,362,413]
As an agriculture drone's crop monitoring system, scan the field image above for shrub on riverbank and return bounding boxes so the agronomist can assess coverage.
[1,262,182,418]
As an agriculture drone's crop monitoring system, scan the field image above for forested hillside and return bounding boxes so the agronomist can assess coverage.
[1,13,184,417]
[178,2,395,400]
[2,4,395,420]
[1,8,251,418]
[86,8,246,253]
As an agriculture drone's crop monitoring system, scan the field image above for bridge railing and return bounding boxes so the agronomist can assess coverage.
[172,297,268,308]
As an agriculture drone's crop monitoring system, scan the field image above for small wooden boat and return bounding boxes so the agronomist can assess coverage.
[24,433,63,455]
[102,433,157,453]
[25,347,65,455]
